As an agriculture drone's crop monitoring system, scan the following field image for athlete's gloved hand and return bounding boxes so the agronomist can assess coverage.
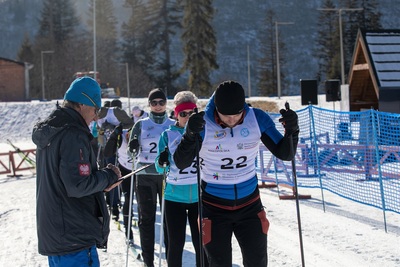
[128,138,139,153]
[114,124,123,135]
[186,111,205,137]
[104,125,123,157]
[113,124,123,148]
[158,147,169,167]
[279,106,299,136]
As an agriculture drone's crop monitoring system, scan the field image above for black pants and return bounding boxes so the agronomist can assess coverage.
[165,200,206,267]
[135,173,167,267]
[202,197,269,267]
[104,155,119,221]
[119,165,135,240]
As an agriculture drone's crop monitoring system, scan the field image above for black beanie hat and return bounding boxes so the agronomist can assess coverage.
[214,81,245,115]
[111,99,122,108]
[148,88,167,101]
[103,100,111,107]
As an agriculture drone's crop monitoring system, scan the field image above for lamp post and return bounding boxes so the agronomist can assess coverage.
[247,45,251,97]
[93,0,97,80]
[125,63,131,112]
[318,8,363,85]
[275,21,294,99]
[41,50,54,100]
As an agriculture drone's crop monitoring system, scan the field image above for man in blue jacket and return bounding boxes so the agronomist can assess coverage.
[32,77,122,267]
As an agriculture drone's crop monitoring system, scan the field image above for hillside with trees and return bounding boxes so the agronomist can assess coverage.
[0,0,399,99]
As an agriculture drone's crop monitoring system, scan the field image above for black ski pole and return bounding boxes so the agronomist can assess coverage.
[125,156,135,267]
[193,108,205,267]
[285,102,305,267]
[158,147,168,267]
[125,144,142,266]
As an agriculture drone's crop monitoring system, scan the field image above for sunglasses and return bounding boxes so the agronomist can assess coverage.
[178,111,194,118]
[149,100,166,107]
[82,104,100,115]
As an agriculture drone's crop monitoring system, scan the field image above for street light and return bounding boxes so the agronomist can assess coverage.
[275,21,294,99]
[125,63,131,112]
[41,50,54,100]
[318,8,363,85]
[247,45,251,97]
[93,0,97,80]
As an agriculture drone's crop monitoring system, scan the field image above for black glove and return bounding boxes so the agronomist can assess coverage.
[279,107,299,136]
[129,138,139,153]
[158,147,169,167]
[104,133,121,158]
[113,124,123,148]
[114,124,123,135]
[186,111,205,137]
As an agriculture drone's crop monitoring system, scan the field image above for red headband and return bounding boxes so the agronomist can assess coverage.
[175,102,197,115]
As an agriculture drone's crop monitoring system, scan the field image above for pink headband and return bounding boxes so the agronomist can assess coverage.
[175,102,197,115]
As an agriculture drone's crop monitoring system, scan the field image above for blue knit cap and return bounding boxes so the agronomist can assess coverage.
[64,77,101,108]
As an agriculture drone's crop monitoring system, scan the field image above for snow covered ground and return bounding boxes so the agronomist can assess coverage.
[0,96,399,267]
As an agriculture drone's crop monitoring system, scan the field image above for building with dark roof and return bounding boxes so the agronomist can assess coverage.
[348,29,400,113]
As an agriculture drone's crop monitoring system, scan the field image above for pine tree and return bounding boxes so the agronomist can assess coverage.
[156,0,183,96]
[30,0,81,99]
[37,0,79,43]
[121,0,182,97]
[315,0,341,86]
[257,9,289,97]
[17,34,34,64]
[121,0,157,97]
[137,0,183,95]
[181,0,218,97]
[342,0,382,78]
[257,9,277,97]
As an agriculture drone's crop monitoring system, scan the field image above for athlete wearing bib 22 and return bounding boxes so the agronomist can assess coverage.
[173,81,299,267]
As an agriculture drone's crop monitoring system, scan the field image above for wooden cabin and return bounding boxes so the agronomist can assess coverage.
[348,29,400,113]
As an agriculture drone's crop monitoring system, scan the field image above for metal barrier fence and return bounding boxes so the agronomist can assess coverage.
[0,149,36,177]
[0,151,12,175]
[258,106,400,222]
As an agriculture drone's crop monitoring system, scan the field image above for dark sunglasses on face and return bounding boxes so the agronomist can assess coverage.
[150,100,166,107]
[178,111,194,118]
[82,104,100,115]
